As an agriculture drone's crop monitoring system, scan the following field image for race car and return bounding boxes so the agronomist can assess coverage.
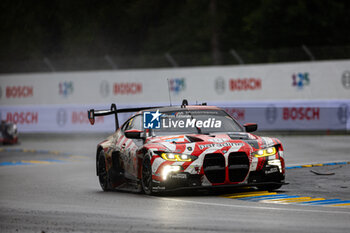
[0,120,18,145]
[88,100,286,194]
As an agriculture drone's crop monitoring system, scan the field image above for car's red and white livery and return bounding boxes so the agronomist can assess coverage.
[88,101,286,194]
[0,120,18,145]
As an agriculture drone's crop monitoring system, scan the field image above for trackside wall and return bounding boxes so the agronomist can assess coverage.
[0,60,349,132]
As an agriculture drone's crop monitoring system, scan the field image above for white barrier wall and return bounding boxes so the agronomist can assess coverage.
[0,60,349,132]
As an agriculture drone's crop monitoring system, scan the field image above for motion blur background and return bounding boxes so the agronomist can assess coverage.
[1,0,350,71]
[0,0,349,133]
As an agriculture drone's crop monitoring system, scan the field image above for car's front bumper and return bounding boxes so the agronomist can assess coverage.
[151,168,286,192]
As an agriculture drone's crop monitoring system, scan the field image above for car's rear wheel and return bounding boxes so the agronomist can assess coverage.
[141,158,153,195]
[97,150,111,191]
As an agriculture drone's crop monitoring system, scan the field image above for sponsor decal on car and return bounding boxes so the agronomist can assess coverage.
[208,138,228,143]
[265,167,279,175]
[198,142,243,150]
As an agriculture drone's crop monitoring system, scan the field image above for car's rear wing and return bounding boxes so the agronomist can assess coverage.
[88,100,196,131]
[87,103,162,131]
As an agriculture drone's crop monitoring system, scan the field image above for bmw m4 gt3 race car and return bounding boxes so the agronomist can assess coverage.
[0,120,18,145]
[88,101,286,194]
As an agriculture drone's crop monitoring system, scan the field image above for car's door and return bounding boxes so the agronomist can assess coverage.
[120,114,143,180]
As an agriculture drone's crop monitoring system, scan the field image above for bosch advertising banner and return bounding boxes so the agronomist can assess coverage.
[1,60,349,106]
[0,101,349,132]
[0,104,157,133]
[219,101,350,131]
[0,60,349,132]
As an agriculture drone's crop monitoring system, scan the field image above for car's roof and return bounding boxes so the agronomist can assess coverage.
[138,105,222,113]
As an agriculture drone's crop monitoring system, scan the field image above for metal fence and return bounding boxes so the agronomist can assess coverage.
[1,45,349,73]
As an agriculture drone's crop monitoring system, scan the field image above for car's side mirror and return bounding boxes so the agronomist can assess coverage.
[244,123,258,132]
[125,129,143,139]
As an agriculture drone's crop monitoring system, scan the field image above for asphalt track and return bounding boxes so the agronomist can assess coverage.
[0,134,350,232]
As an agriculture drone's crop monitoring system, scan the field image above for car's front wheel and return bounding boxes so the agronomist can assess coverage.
[141,157,153,195]
[97,150,111,191]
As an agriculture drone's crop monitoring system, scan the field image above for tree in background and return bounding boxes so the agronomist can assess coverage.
[0,0,349,65]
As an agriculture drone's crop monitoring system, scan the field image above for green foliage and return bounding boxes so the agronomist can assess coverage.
[0,0,349,62]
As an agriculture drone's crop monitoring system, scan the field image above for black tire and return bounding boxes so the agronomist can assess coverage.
[97,150,111,191]
[141,158,153,195]
[258,184,282,191]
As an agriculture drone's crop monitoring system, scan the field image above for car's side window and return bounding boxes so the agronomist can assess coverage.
[121,120,130,132]
[124,115,142,131]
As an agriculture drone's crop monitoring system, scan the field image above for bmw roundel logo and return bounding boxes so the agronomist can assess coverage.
[337,104,348,124]
[56,109,68,127]
[342,71,350,89]
[100,80,110,98]
[265,105,277,124]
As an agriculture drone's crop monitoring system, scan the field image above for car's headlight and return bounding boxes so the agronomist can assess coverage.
[160,152,197,162]
[268,159,282,173]
[162,165,181,180]
[6,124,17,136]
[253,147,277,158]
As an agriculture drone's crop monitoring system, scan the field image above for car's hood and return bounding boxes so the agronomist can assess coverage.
[144,132,276,155]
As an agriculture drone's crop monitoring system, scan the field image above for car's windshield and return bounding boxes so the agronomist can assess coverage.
[148,109,243,136]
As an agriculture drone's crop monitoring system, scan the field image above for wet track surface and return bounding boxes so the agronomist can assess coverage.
[0,134,350,232]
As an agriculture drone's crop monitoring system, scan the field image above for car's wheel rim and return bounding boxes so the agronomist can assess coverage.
[98,155,108,189]
[142,159,152,191]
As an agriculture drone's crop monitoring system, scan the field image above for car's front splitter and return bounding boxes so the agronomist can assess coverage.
[151,172,287,193]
